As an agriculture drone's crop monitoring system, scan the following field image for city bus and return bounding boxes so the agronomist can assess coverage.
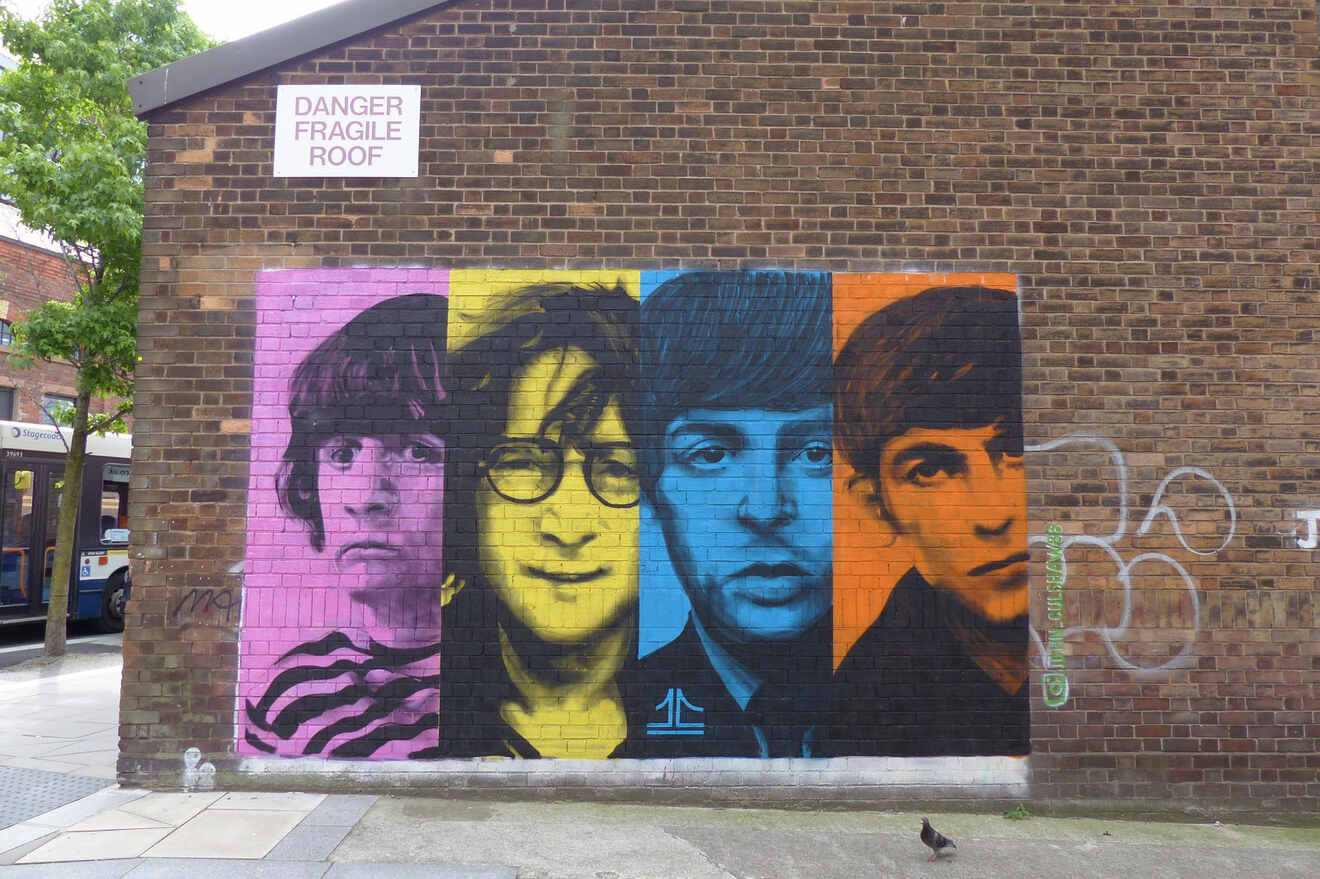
[0,420,131,632]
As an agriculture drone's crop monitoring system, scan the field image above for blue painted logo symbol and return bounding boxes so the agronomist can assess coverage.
[646,687,705,736]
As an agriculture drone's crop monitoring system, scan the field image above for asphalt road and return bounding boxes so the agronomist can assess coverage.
[0,621,121,669]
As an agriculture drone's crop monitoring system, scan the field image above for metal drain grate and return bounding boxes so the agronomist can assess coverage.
[0,766,111,830]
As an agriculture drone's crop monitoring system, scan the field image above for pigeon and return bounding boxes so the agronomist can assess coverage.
[920,817,956,862]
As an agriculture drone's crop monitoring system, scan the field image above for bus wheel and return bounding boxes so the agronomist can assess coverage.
[99,570,128,634]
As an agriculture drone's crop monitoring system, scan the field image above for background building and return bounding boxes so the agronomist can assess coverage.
[0,206,106,425]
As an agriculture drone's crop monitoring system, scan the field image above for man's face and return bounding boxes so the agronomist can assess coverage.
[878,421,1028,622]
[478,347,639,645]
[317,432,446,630]
[654,406,833,644]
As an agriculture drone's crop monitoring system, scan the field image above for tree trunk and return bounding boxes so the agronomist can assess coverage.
[42,387,92,658]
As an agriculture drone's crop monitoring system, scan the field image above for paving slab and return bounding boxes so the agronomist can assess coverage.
[37,740,120,760]
[64,811,170,833]
[302,796,377,828]
[0,741,77,760]
[0,758,93,777]
[210,792,326,812]
[116,794,221,827]
[124,859,331,879]
[17,828,172,864]
[58,766,116,783]
[264,825,352,861]
[0,829,58,867]
[0,859,141,878]
[141,808,306,860]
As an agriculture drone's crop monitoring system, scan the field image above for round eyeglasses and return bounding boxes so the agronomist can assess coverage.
[480,439,640,508]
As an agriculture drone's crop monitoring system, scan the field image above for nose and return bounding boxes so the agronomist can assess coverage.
[537,455,598,550]
[736,459,793,530]
[970,458,1025,540]
[343,447,399,520]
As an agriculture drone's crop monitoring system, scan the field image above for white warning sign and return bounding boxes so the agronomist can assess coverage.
[274,84,420,178]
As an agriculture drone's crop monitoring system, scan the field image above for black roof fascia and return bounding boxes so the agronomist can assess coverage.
[129,0,453,118]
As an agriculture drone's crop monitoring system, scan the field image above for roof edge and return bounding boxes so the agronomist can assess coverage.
[129,0,453,118]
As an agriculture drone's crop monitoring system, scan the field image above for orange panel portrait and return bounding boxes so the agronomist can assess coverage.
[829,273,1028,758]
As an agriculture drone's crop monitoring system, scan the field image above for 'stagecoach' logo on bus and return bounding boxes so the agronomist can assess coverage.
[12,426,62,442]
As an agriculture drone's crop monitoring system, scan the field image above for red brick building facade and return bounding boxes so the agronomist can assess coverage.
[0,226,113,425]
[123,0,1320,812]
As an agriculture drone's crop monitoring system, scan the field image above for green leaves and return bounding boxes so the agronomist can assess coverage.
[0,1,209,264]
[0,0,212,405]
[11,291,137,399]
[2,1,211,656]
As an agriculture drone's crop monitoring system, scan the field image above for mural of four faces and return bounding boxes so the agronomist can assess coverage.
[238,269,1029,761]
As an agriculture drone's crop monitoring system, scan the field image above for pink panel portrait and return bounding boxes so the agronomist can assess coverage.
[237,268,449,759]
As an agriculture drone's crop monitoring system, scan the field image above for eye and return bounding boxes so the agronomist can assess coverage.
[677,442,730,470]
[322,439,360,469]
[487,444,552,475]
[902,453,966,487]
[405,440,444,465]
[595,457,636,479]
[591,443,637,473]
[490,455,540,474]
[794,441,832,470]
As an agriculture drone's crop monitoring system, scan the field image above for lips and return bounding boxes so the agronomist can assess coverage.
[337,542,400,564]
[733,562,810,580]
[523,565,607,584]
[966,552,1030,578]
[727,562,818,606]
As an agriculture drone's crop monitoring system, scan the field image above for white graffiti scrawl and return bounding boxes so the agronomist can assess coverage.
[1295,510,1320,550]
[1026,433,1236,681]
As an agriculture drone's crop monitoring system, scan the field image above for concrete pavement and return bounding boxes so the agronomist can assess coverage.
[2,651,1319,878]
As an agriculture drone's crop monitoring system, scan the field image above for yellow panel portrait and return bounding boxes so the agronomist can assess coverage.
[440,269,641,759]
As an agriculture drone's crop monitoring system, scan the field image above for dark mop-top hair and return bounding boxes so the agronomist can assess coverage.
[639,270,832,498]
[833,285,1022,528]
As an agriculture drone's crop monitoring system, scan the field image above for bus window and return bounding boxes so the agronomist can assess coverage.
[1,469,33,605]
[41,472,60,596]
[101,481,128,542]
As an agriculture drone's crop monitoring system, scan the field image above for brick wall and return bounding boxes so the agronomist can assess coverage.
[125,0,1320,811]
[0,237,120,424]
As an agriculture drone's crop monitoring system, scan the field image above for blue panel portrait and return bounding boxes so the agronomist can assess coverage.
[626,271,833,758]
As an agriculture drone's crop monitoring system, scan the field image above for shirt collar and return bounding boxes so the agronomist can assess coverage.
[690,613,762,710]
